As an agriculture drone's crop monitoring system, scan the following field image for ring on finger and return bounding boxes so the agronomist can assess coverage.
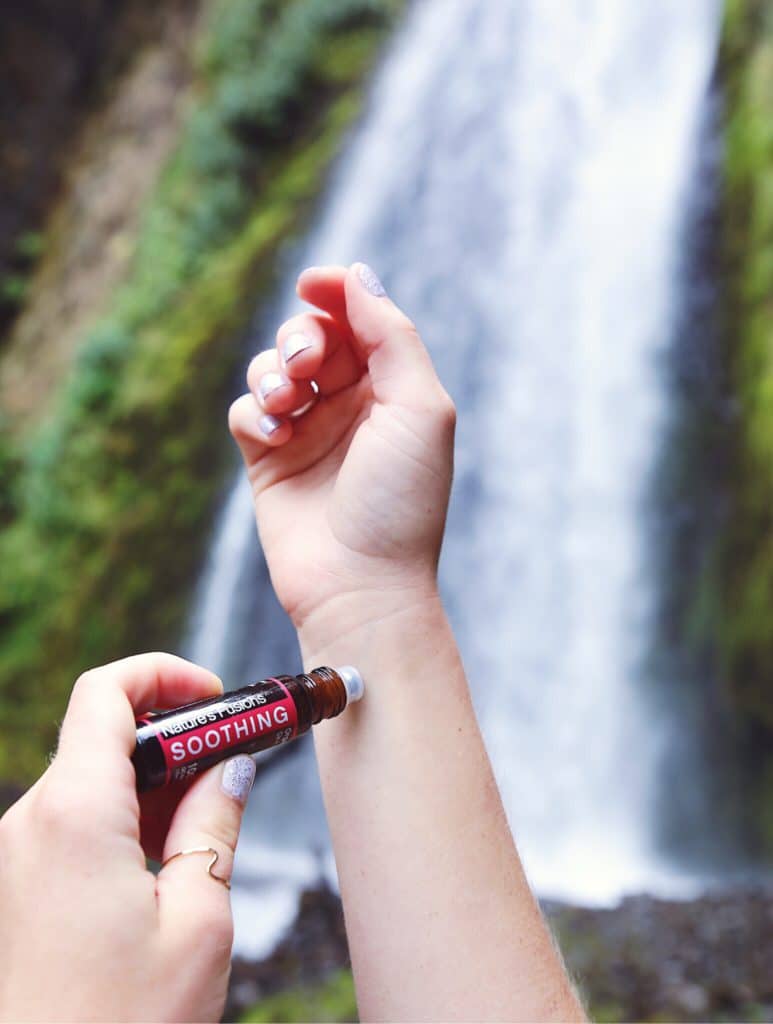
[160,846,231,889]
[288,379,320,419]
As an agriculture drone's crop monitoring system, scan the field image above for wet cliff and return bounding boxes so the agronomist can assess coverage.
[0,0,403,782]
[708,0,773,847]
[0,0,195,332]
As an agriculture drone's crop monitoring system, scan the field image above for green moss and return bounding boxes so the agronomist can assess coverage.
[239,970,357,1023]
[14,232,44,262]
[0,0,403,780]
[0,233,44,313]
[713,6,773,717]
[0,275,28,307]
[590,1003,626,1024]
[694,0,773,850]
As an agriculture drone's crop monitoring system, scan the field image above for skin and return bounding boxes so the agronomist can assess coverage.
[0,261,584,1022]
[230,263,586,1022]
[0,654,254,1022]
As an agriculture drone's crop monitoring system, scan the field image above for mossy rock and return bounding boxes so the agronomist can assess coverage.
[0,0,405,781]
[238,970,357,1023]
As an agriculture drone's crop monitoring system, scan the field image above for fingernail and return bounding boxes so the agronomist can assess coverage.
[282,332,313,365]
[222,755,256,804]
[259,371,288,401]
[356,262,387,297]
[259,413,282,437]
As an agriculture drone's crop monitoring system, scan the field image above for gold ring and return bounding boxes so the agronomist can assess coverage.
[161,846,231,889]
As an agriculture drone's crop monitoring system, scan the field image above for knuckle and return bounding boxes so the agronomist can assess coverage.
[428,387,456,431]
[204,816,239,855]
[437,389,457,428]
[245,354,262,391]
[68,665,109,715]
[397,314,420,342]
[277,315,299,342]
[277,312,314,342]
[143,650,174,666]
[246,351,275,391]
[66,669,100,715]
[72,668,99,698]
[227,397,244,436]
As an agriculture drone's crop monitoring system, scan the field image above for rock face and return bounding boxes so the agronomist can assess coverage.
[0,0,402,784]
[225,884,350,1023]
[548,889,773,1022]
[0,1,201,424]
[0,0,188,330]
[225,884,773,1022]
[712,0,773,839]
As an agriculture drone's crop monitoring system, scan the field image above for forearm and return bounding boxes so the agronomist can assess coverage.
[299,589,584,1023]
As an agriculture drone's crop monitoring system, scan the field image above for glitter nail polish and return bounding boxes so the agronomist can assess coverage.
[356,263,387,297]
[221,755,256,803]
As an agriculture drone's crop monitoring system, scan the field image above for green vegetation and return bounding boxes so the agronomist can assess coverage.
[710,0,773,844]
[14,232,44,263]
[0,233,44,312]
[717,0,773,721]
[0,0,403,782]
[239,970,357,1023]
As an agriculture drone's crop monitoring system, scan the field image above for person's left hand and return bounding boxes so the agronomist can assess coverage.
[0,653,255,1022]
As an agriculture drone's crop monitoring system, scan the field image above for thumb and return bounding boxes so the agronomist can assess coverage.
[156,754,256,959]
[344,262,441,407]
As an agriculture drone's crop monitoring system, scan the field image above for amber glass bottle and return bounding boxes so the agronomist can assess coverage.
[132,665,364,791]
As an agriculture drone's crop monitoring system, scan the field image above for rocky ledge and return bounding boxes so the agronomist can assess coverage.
[225,882,773,1022]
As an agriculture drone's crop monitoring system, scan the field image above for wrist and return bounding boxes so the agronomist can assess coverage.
[296,576,446,670]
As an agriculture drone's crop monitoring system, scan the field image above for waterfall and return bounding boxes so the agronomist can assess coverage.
[183,0,722,958]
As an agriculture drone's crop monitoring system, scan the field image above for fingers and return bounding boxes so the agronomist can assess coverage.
[229,392,294,465]
[296,264,349,322]
[276,311,349,380]
[292,270,385,394]
[56,654,221,772]
[157,754,256,961]
[271,313,363,398]
[343,263,440,407]
[229,310,363,471]
[50,654,222,835]
[139,777,197,862]
[246,354,316,419]
[299,263,445,408]
[231,260,447,475]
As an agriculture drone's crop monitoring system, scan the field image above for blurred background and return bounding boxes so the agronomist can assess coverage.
[1,0,772,1020]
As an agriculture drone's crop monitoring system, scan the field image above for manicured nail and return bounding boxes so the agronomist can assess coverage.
[259,413,282,437]
[356,262,386,297]
[282,332,313,364]
[259,371,288,401]
[221,755,256,804]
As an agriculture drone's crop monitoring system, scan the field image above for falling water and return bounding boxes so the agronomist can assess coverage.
[184,0,722,958]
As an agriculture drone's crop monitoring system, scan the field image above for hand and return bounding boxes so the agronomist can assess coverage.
[0,654,256,1023]
[228,263,456,640]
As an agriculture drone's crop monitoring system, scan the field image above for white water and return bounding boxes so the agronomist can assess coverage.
[184,0,721,958]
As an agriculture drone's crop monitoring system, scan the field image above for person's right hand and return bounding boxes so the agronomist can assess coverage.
[0,654,254,1023]
[228,263,456,648]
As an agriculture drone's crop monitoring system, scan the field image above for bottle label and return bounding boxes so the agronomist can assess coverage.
[153,678,298,782]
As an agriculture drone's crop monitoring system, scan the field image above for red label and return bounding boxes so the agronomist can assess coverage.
[156,682,297,781]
